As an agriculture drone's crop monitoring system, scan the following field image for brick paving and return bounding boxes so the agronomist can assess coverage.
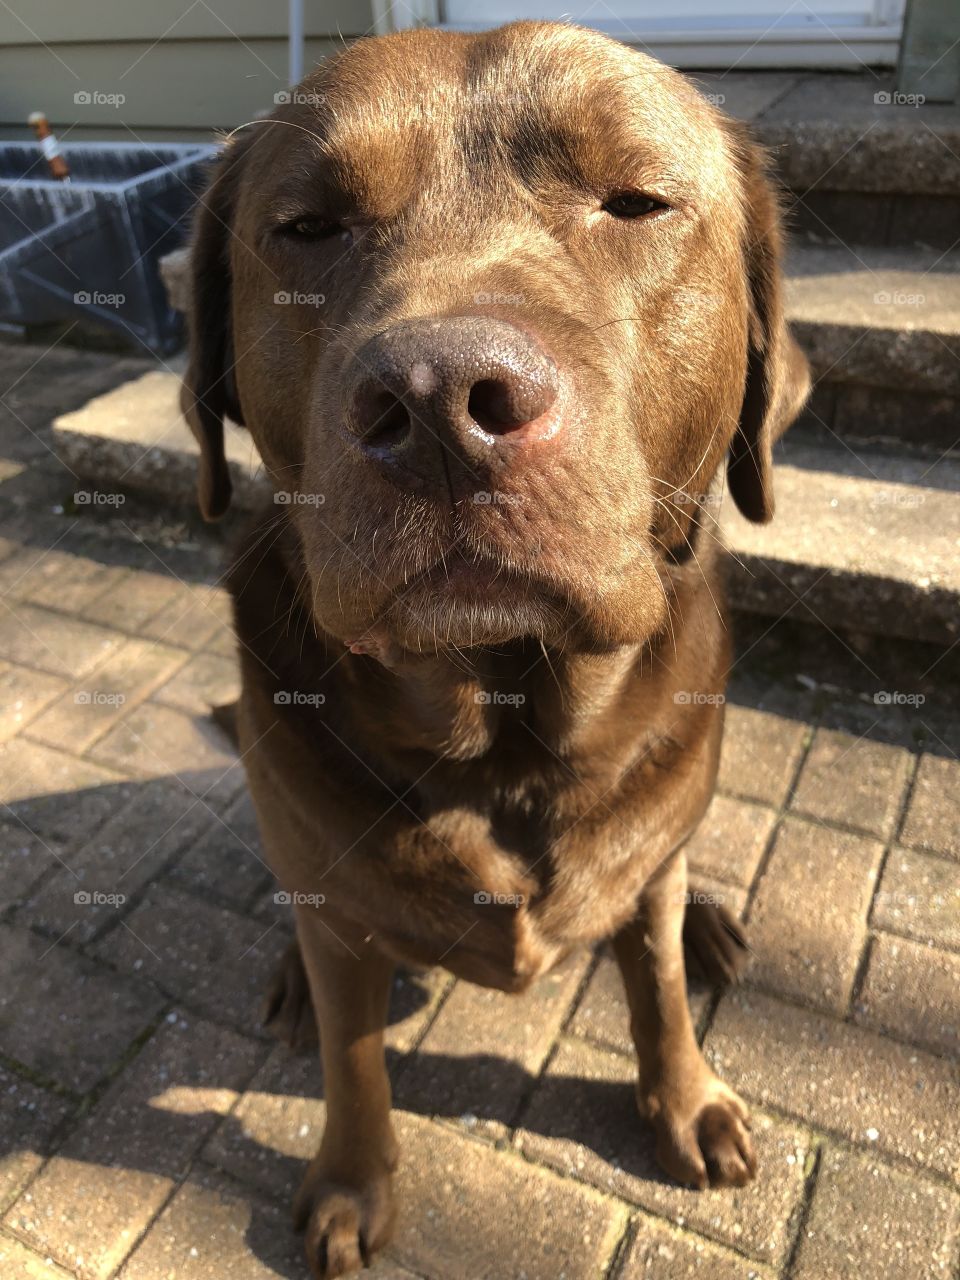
[0,341,958,1278]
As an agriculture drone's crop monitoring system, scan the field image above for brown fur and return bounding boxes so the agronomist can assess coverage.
[182,21,809,1277]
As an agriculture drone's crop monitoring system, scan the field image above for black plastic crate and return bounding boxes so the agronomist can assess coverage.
[0,141,217,354]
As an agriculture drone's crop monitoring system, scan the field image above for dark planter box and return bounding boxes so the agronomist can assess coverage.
[0,141,217,354]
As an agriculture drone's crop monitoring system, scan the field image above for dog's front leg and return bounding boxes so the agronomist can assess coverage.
[612,851,756,1189]
[292,904,398,1278]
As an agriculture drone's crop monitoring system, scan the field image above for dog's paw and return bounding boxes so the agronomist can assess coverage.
[294,1165,395,1279]
[682,895,751,986]
[641,1070,757,1190]
[262,940,318,1051]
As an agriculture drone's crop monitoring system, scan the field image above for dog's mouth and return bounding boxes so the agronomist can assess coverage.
[409,549,529,597]
[301,475,675,663]
[342,546,572,662]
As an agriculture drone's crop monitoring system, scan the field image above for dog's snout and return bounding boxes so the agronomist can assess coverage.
[345,316,560,486]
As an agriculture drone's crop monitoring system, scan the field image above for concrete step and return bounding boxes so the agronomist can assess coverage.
[52,364,266,512]
[703,70,960,250]
[52,369,960,647]
[719,438,960,647]
[784,241,960,454]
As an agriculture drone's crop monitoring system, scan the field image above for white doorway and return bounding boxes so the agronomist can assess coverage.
[376,0,905,67]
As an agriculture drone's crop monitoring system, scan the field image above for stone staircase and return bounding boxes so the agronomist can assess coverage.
[707,70,959,646]
[49,70,960,648]
[785,242,960,454]
[698,68,960,251]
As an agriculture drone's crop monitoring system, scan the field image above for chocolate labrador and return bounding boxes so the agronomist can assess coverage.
[181,20,809,1278]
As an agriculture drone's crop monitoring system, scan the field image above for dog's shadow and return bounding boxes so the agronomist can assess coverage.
[201,1034,674,1279]
[0,979,677,1280]
[193,959,692,1278]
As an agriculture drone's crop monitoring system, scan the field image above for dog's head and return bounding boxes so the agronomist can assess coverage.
[182,21,809,657]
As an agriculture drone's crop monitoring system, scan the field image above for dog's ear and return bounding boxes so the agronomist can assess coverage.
[726,125,810,524]
[180,138,250,521]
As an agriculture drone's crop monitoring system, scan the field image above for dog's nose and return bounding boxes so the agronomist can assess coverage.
[344,316,559,487]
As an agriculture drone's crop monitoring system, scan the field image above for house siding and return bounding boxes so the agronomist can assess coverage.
[0,1,376,141]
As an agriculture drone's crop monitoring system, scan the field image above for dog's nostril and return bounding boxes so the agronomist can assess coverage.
[468,378,546,434]
[361,391,411,448]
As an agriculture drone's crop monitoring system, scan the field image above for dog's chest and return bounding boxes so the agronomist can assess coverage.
[360,798,650,991]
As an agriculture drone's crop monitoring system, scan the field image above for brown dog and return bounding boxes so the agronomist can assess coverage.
[181,20,809,1278]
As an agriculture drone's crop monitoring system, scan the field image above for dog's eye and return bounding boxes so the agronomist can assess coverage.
[602,192,670,219]
[284,216,340,240]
